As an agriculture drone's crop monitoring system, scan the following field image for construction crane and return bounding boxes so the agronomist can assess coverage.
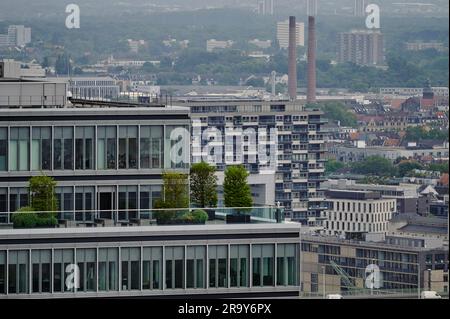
[329,260,357,290]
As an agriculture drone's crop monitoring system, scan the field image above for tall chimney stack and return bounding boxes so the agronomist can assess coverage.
[288,16,297,101]
[307,15,317,103]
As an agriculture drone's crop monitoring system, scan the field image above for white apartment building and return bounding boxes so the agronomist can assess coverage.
[277,20,305,49]
[0,25,31,47]
[324,190,396,239]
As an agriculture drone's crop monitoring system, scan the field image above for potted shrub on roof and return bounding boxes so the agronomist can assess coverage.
[223,165,253,224]
[12,175,58,229]
[154,172,190,225]
[190,162,218,220]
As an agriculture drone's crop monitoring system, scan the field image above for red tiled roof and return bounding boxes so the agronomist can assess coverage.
[440,173,449,186]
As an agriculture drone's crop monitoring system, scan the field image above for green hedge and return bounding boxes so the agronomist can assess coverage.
[11,207,58,228]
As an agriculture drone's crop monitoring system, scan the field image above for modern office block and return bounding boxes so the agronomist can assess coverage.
[0,223,301,298]
[0,105,190,225]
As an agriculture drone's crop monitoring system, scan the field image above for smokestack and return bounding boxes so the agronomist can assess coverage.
[307,15,317,103]
[288,16,297,101]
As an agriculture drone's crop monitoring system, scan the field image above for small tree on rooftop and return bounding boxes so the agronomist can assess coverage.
[154,172,189,221]
[223,165,253,213]
[190,162,218,208]
[29,175,58,218]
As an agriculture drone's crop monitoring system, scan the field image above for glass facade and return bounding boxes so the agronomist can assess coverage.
[0,243,299,296]
[0,124,188,172]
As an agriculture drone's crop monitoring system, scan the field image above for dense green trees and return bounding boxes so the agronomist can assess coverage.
[311,102,358,127]
[351,156,397,177]
[223,165,253,209]
[404,127,449,142]
[190,162,218,208]
[325,159,346,174]
[154,172,189,222]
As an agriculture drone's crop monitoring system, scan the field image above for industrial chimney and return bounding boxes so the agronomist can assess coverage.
[307,15,317,103]
[288,16,297,101]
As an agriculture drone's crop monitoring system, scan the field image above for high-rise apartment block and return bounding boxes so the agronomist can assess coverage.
[181,99,327,226]
[257,0,274,15]
[337,30,384,66]
[0,25,31,47]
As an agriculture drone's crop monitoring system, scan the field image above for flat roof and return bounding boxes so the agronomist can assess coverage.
[0,223,301,241]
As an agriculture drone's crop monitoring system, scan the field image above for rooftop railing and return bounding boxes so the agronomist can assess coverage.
[0,206,285,229]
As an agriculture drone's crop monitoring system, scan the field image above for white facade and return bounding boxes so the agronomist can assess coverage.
[0,25,31,47]
[325,196,396,237]
[277,20,305,49]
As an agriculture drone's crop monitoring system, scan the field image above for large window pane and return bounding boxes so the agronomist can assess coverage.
[230,245,249,288]
[32,127,51,171]
[143,247,163,290]
[76,249,96,292]
[0,128,7,171]
[119,126,138,169]
[186,246,206,289]
[98,248,118,291]
[140,126,163,169]
[54,127,73,170]
[165,247,184,289]
[8,250,29,294]
[97,126,116,169]
[9,127,29,171]
[0,251,6,294]
[121,248,140,291]
[31,250,51,293]
[75,126,94,170]
[209,245,227,288]
[252,244,274,287]
[54,249,74,293]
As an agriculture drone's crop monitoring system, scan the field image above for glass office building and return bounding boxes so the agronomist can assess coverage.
[0,224,301,298]
[0,106,190,224]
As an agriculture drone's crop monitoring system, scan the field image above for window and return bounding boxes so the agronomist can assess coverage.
[32,127,51,171]
[98,248,118,291]
[75,127,94,170]
[142,247,162,290]
[186,246,206,289]
[8,250,29,294]
[75,186,94,222]
[139,185,162,219]
[165,246,184,289]
[9,187,29,213]
[252,244,274,287]
[31,250,51,293]
[118,186,137,221]
[277,244,297,286]
[9,127,29,171]
[140,126,163,169]
[0,188,6,223]
[230,245,249,288]
[121,248,140,290]
[0,251,5,294]
[0,128,7,171]
[209,245,228,288]
[53,249,74,292]
[97,126,116,169]
[54,127,73,170]
[119,126,138,169]
[76,249,96,292]
[56,187,73,220]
